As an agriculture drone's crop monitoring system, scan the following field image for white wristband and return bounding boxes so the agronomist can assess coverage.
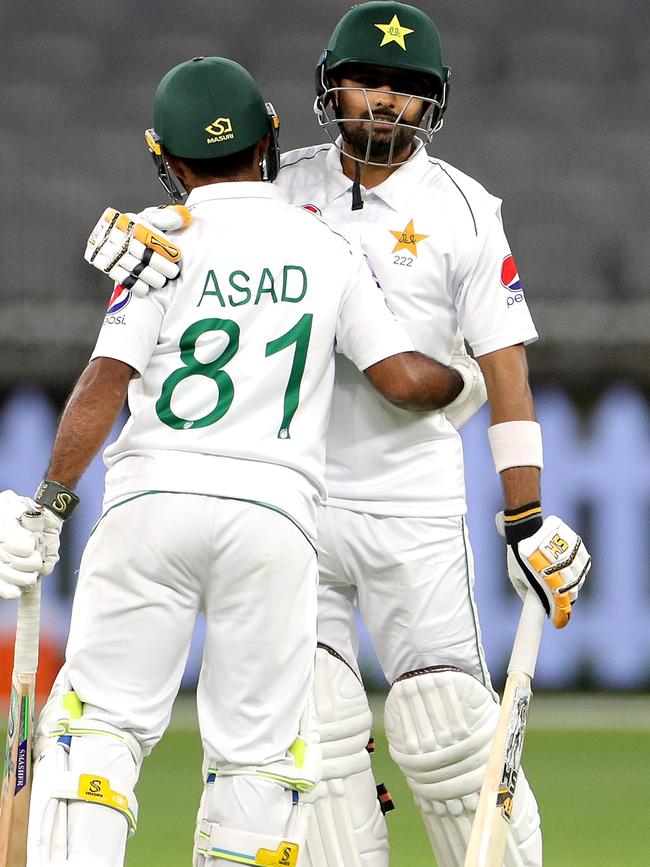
[487,420,544,473]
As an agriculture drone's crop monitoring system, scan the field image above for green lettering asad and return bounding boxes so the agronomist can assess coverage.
[197,266,308,307]
[198,270,225,307]
[281,265,308,303]
[254,267,278,305]
[227,270,251,306]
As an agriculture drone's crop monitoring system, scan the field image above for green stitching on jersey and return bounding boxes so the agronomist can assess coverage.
[96,492,316,553]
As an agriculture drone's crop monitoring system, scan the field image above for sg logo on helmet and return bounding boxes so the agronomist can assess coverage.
[205,117,234,144]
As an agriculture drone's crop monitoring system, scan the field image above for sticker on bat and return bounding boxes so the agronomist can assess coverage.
[496,682,531,821]
[15,696,31,794]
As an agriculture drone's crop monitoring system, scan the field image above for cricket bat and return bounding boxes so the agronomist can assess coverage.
[464,592,546,867]
[0,510,45,867]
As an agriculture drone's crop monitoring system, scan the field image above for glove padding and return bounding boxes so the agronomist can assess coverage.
[38,507,63,577]
[0,490,45,599]
[445,332,487,429]
[497,513,591,629]
[84,205,190,298]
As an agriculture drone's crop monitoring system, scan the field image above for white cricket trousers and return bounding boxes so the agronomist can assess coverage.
[316,506,491,686]
[65,492,318,764]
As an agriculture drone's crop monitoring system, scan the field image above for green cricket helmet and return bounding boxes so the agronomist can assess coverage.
[315,2,450,166]
[145,56,280,201]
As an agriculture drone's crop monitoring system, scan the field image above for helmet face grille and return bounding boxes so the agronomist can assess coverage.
[313,69,448,168]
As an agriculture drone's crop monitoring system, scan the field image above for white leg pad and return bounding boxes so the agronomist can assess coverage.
[301,646,389,867]
[195,698,321,867]
[195,816,301,866]
[384,667,542,867]
[27,686,142,867]
[193,777,302,867]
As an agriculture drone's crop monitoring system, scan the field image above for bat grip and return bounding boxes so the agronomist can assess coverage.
[14,509,45,675]
[507,592,546,678]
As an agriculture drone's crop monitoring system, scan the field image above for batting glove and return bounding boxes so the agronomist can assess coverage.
[0,490,44,598]
[37,508,64,577]
[84,205,190,298]
[497,504,592,629]
[444,332,487,429]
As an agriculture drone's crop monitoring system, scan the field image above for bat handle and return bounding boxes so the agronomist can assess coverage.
[14,510,45,675]
[507,592,546,679]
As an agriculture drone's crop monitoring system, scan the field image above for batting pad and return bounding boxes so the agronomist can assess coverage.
[194,820,300,866]
[385,667,541,867]
[301,645,389,867]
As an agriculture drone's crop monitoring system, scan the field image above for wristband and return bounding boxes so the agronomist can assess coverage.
[487,420,544,473]
[34,480,80,521]
[503,501,543,545]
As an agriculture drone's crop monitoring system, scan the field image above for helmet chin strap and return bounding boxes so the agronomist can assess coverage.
[351,160,364,211]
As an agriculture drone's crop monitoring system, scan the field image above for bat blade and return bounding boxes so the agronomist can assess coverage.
[464,593,546,867]
[0,672,36,867]
[464,672,533,866]
[0,510,44,867]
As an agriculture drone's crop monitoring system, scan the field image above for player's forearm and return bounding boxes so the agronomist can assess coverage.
[478,344,541,508]
[46,358,133,489]
[364,351,463,411]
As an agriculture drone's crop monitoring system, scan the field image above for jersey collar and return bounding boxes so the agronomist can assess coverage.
[324,139,431,212]
[186,181,283,208]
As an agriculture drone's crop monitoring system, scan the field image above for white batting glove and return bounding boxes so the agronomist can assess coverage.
[445,332,487,429]
[0,490,45,599]
[39,508,64,577]
[497,508,591,629]
[84,205,190,298]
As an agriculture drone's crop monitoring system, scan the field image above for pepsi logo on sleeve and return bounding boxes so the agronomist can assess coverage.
[106,284,132,314]
[501,254,523,292]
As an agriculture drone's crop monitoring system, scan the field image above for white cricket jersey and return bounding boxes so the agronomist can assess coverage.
[276,142,539,517]
[90,182,414,542]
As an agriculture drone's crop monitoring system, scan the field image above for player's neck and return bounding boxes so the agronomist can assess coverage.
[183,171,262,193]
[339,150,399,189]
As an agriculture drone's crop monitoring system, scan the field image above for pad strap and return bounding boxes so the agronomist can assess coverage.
[195,819,300,866]
[52,770,138,831]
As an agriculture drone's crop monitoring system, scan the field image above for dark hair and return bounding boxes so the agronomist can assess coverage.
[168,141,259,179]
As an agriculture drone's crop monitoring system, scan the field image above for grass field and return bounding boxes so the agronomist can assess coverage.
[126,694,650,867]
[5,695,649,866]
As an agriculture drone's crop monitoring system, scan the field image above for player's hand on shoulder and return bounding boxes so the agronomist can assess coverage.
[444,332,487,429]
[497,508,591,629]
[84,205,190,298]
[0,490,46,598]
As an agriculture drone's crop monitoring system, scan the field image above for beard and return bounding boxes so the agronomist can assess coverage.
[338,113,416,163]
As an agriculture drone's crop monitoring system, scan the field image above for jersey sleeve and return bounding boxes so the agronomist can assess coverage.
[335,247,415,370]
[90,287,163,375]
[454,207,539,358]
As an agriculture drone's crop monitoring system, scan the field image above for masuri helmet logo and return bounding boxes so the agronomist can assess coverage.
[205,116,234,143]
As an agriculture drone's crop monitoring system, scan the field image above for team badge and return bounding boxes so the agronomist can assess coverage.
[374,14,414,50]
[501,255,523,292]
[106,283,131,314]
[302,204,322,216]
[390,218,428,256]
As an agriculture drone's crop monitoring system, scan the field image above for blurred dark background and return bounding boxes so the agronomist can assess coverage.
[1,0,648,396]
[1,2,650,694]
